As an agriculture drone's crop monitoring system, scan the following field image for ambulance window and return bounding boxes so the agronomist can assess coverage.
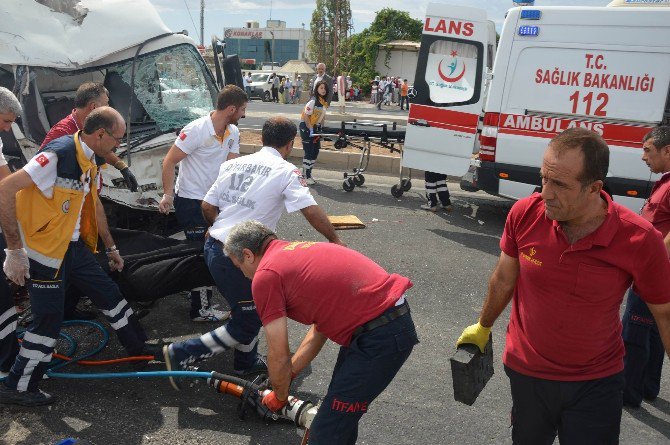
[425,40,479,104]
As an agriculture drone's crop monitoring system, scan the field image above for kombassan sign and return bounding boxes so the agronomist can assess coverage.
[224,29,265,39]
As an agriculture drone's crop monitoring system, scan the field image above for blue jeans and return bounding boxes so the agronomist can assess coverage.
[309,303,418,445]
[622,288,663,406]
[0,235,19,373]
[4,241,146,392]
[169,238,262,370]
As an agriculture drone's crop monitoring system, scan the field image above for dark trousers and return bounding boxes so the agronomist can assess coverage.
[399,95,408,110]
[309,304,418,445]
[424,171,451,207]
[4,241,146,392]
[505,366,624,445]
[0,235,19,373]
[622,288,663,406]
[174,195,212,317]
[271,87,279,102]
[300,122,320,178]
[169,238,261,370]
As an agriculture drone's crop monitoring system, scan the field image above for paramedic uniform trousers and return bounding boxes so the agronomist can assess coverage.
[0,236,19,373]
[309,303,418,445]
[622,288,663,406]
[424,171,451,207]
[174,195,212,317]
[4,240,147,392]
[300,122,320,178]
[169,237,262,370]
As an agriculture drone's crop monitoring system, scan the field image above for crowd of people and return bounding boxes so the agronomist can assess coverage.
[370,76,410,111]
[1,63,670,444]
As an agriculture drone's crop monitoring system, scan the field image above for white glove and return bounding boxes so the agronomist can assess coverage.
[4,248,30,286]
[309,130,315,138]
[158,194,174,214]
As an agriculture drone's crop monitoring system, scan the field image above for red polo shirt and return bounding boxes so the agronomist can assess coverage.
[41,110,79,148]
[252,240,412,346]
[641,172,670,237]
[500,192,670,381]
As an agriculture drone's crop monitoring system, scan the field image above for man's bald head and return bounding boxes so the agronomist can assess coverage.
[262,116,297,149]
[316,63,326,75]
[83,106,125,136]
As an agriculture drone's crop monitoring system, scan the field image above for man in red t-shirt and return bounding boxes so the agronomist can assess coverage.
[223,220,418,445]
[457,128,670,444]
[622,126,670,407]
[42,82,138,192]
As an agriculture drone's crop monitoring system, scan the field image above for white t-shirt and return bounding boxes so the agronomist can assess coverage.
[23,140,98,241]
[204,146,317,244]
[174,114,240,200]
[0,139,7,168]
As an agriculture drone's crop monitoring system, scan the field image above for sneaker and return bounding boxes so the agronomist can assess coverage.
[191,307,231,322]
[420,203,439,212]
[163,345,183,391]
[0,384,56,406]
[233,355,268,377]
[306,177,316,185]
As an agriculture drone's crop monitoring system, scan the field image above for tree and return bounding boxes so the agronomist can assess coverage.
[340,8,422,94]
[308,0,352,75]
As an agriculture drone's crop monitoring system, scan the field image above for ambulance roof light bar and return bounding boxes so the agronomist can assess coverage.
[518,25,540,36]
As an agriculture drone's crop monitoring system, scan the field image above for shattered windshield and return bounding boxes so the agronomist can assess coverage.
[107,44,217,133]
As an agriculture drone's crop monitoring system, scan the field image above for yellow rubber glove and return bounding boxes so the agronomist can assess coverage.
[456,321,491,353]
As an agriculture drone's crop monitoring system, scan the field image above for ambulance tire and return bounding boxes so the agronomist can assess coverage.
[353,175,365,186]
[391,184,404,198]
[343,178,355,192]
[401,179,412,192]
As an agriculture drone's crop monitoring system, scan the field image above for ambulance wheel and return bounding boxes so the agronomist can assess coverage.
[343,178,355,192]
[391,184,404,198]
[401,179,412,191]
[353,174,365,186]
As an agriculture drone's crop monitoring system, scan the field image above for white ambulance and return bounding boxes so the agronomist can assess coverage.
[404,2,670,211]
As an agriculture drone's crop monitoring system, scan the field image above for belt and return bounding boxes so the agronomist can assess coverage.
[352,300,409,338]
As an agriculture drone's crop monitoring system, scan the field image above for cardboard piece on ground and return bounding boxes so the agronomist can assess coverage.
[328,215,366,230]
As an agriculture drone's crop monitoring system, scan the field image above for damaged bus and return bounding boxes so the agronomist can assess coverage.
[0,0,222,229]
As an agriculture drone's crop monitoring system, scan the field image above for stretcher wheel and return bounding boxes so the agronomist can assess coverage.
[353,175,365,186]
[343,178,355,192]
[401,179,412,191]
[391,184,404,198]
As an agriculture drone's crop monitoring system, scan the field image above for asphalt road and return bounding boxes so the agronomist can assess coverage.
[2,170,670,445]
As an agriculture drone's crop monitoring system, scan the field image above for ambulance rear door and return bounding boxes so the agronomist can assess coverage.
[403,3,493,176]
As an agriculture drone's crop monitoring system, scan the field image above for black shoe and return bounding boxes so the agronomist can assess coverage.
[135,343,165,361]
[163,345,183,391]
[63,309,97,321]
[233,355,268,377]
[0,384,56,406]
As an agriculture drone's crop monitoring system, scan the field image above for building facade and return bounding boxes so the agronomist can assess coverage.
[224,20,310,68]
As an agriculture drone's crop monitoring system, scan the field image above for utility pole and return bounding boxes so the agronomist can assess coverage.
[333,0,339,76]
[200,0,205,46]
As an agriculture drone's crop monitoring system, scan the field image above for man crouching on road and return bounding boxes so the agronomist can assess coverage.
[224,220,418,445]
[0,107,154,406]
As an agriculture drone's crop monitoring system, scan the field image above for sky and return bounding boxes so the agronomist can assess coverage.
[150,0,610,45]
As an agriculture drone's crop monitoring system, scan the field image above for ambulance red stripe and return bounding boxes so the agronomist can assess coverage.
[409,104,479,132]
[497,113,653,148]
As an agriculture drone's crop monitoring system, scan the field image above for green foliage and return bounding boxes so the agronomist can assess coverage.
[340,8,422,95]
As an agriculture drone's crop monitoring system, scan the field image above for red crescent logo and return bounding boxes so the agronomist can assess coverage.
[438,59,466,83]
